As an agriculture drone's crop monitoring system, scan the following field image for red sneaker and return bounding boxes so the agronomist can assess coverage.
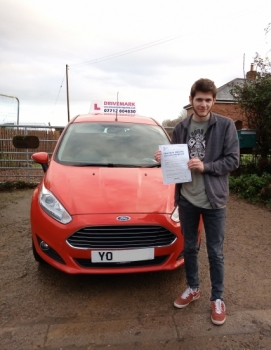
[174,287,200,309]
[211,299,226,325]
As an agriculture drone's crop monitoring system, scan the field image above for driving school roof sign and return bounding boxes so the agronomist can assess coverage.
[89,100,136,115]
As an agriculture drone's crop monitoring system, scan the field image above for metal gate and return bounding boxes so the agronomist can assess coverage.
[0,125,64,184]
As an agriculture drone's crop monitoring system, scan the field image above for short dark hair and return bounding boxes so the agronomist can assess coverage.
[190,78,217,98]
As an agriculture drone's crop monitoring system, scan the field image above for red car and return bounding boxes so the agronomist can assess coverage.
[31,114,202,274]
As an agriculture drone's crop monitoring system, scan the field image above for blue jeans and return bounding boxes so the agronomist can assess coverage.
[178,196,226,301]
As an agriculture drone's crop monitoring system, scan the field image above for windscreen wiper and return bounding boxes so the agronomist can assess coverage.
[73,163,144,168]
[72,161,161,168]
[143,163,161,168]
[73,163,114,167]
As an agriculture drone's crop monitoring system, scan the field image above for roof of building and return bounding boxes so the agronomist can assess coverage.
[216,78,245,100]
[183,78,245,110]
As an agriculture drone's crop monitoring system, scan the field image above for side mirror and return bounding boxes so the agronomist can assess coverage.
[32,152,49,173]
[12,135,40,149]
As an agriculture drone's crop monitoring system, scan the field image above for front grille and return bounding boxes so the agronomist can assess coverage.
[74,255,169,268]
[67,225,176,249]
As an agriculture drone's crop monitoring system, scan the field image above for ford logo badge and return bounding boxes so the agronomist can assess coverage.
[116,216,131,221]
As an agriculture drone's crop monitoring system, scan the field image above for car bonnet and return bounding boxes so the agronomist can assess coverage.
[43,162,175,215]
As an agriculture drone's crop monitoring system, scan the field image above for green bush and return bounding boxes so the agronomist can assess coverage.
[232,155,271,176]
[229,172,271,207]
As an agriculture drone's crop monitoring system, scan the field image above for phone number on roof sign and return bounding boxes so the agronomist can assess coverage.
[104,109,136,114]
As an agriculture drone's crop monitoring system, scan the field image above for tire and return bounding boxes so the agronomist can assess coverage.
[32,239,45,263]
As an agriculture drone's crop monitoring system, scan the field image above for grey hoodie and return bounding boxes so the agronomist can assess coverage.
[172,113,240,209]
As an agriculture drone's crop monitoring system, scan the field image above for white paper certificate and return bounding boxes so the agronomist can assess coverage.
[159,144,192,184]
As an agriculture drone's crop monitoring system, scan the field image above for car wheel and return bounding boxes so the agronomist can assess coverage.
[32,240,45,263]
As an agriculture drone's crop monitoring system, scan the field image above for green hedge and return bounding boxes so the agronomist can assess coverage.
[229,172,271,207]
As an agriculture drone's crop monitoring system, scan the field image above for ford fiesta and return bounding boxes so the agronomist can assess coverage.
[30,113,202,274]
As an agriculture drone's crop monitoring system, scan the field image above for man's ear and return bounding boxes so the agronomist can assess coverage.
[189,96,192,104]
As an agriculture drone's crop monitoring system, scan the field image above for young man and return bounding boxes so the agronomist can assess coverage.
[155,78,239,325]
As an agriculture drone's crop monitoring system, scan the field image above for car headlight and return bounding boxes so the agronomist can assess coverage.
[39,183,72,224]
[171,206,180,223]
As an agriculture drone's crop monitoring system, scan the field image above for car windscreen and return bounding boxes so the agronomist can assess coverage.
[55,122,170,167]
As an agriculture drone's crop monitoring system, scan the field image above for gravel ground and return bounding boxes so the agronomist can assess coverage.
[0,189,271,350]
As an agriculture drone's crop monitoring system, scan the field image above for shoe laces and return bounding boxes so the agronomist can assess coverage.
[214,299,224,314]
[181,287,196,299]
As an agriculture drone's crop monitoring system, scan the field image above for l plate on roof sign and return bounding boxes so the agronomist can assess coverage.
[89,100,136,115]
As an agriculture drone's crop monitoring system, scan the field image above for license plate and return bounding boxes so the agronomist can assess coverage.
[92,248,154,263]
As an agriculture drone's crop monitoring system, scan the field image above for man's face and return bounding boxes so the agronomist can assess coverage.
[189,92,216,119]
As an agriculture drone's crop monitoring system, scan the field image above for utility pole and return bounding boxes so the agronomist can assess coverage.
[66,64,70,122]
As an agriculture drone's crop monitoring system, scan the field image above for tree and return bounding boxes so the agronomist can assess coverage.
[162,109,187,127]
[230,53,271,158]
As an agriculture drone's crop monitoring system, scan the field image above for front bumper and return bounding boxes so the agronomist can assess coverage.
[31,203,184,274]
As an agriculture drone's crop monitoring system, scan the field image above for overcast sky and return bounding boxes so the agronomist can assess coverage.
[0,0,270,126]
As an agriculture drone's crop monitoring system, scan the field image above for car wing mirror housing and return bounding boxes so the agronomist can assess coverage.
[32,152,49,173]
